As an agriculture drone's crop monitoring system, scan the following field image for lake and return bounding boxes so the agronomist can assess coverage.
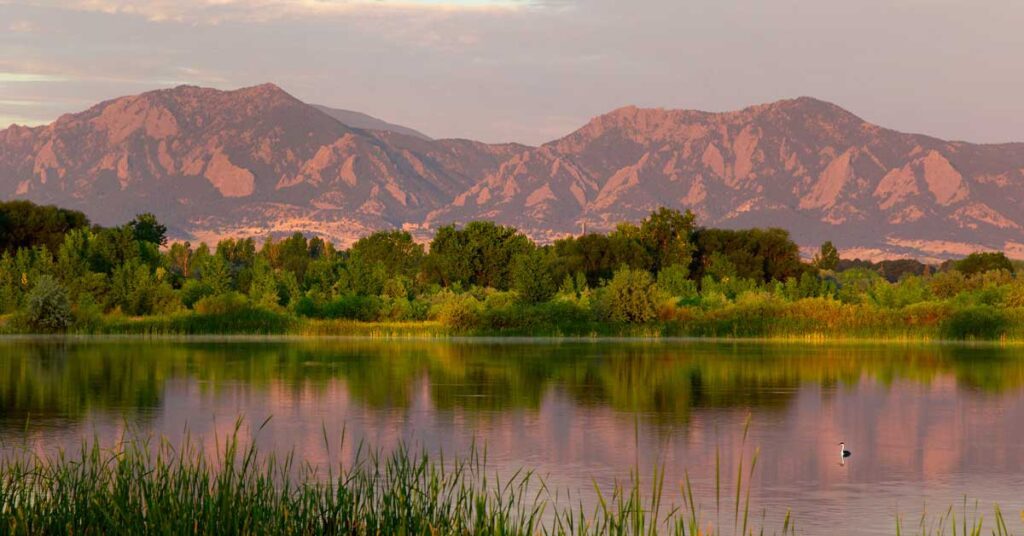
[1,338,1022,534]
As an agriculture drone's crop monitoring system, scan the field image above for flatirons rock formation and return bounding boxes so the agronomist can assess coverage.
[0,84,521,243]
[430,98,1024,258]
[2,84,1023,260]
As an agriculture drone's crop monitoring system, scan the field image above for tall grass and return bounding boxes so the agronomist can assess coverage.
[0,418,783,535]
[895,498,1011,536]
[0,419,1016,534]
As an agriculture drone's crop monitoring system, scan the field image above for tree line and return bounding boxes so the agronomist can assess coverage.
[0,200,1019,338]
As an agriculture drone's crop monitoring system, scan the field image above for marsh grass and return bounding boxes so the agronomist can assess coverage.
[896,498,1011,536]
[0,418,1016,535]
[0,417,784,535]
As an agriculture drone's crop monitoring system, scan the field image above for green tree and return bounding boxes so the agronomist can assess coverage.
[692,227,804,283]
[956,252,1015,276]
[426,222,533,290]
[276,233,311,283]
[89,227,140,275]
[197,255,232,295]
[813,241,839,271]
[248,258,281,309]
[109,260,179,315]
[639,207,696,272]
[127,213,168,247]
[166,242,195,281]
[349,231,424,280]
[0,252,20,313]
[0,200,90,255]
[511,249,558,304]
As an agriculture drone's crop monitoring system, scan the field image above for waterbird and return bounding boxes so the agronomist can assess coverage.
[839,442,852,458]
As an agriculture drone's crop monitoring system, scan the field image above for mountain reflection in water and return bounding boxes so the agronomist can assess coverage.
[1,339,1022,535]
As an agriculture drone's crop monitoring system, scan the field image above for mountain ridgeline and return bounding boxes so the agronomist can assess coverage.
[2,83,1023,260]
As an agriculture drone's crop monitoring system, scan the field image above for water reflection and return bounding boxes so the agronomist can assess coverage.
[1,338,1023,534]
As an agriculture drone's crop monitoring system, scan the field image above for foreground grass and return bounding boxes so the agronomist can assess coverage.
[0,420,778,536]
[0,421,1015,535]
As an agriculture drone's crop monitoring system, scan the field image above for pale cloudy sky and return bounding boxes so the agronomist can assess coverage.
[1,0,1023,145]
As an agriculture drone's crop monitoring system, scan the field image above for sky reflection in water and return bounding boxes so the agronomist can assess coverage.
[1,339,1022,534]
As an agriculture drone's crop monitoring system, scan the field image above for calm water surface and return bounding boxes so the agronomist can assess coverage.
[1,338,1023,534]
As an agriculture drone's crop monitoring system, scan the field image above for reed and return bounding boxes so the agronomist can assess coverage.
[0,418,784,535]
[0,421,1015,535]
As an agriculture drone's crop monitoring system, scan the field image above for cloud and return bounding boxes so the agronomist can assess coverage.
[8,19,38,32]
[0,72,68,83]
[20,0,544,23]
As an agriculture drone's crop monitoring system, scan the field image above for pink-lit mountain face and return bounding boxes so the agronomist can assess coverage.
[2,85,1023,259]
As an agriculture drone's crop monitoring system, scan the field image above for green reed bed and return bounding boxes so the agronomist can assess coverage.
[0,421,1016,535]
[0,419,782,536]
[81,308,297,336]
[19,299,1024,342]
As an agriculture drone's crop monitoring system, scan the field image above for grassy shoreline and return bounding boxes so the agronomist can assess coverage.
[5,313,1024,346]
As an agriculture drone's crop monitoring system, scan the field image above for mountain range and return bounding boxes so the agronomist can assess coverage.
[2,83,1023,260]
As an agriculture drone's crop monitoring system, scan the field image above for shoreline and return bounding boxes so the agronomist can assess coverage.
[1,330,1022,347]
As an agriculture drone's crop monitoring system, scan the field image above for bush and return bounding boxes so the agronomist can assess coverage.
[928,270,968,299]
[432,293,482,331]
[180,279,215,309]
[481,300,592,334]
[1005,281,1024,308]
[596,266,658,324]
[901,301,951,328]
[942,305,1008,340]
[23,275,72,332]
[871,275,931,309]
[322,295,382,321]
[72,294,104,332]
[294,295,384,321]
[657,264,697,300]
[194,292,250,315]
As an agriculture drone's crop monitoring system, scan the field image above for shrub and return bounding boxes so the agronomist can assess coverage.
[481,300,592,334]
[901,301,951,328]
[322,295,382,321]
[942,305,1008,340]
[293,295,321,318]
[595,266,659,324]
[23,275,72,332]
[871,275,931,309]
[194,292,250,315]
[180,307,293,334]
[379,297,413,321]
[836,268,882,304]
[180,279,215,309]
[432,292,482,331]
[655,264,692,296]
[72,294,104,332]
[482,290,518,311]
[928,270,968,299]
[1004,281,1024,308]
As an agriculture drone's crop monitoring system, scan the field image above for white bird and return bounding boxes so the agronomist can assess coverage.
[839,442,852,458]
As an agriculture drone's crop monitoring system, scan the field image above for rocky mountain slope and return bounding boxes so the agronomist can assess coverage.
[313,105,432,140]
[430,98,1024,258]
[2,84,1023,259]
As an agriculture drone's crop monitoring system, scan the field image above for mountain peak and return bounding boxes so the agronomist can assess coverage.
[3,85,1022,260]
[753,96,866,122]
